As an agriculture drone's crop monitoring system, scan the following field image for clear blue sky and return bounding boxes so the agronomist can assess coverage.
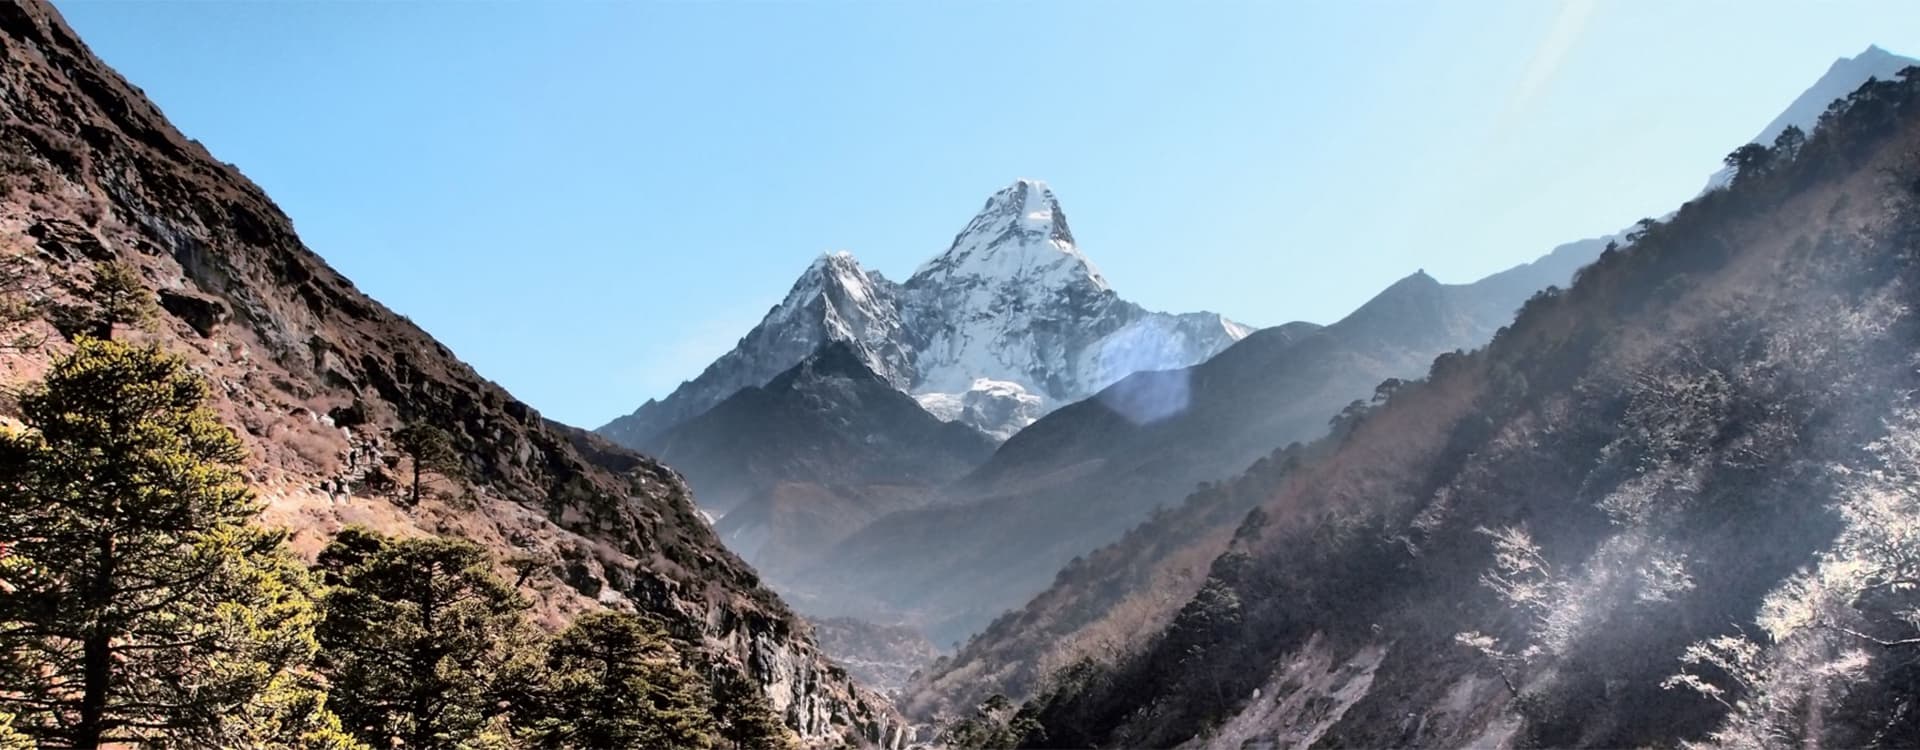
[52,0,1920,428]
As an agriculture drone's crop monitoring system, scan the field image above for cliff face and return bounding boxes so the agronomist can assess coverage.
[0,2,902,745]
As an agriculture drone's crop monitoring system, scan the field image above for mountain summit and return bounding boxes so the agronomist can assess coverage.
[910,178,1104,290]
[598,179,1249,447]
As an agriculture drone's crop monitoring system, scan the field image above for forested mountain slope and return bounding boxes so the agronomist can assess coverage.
[985,67,1920,749]
[0,2,902,745]
[906,49,1919,730]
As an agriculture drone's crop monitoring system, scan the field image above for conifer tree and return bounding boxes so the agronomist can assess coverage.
[712,671,796,750]
[82,260,153,340]
[393,422,459,506]
[521,611,718,750]
[0,338,361,749]
[0,248,44,350]
[315,528,530,749]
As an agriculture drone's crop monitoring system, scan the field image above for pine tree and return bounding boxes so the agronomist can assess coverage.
[712,670,796,750]
[0,248,45,350]
[82,260,153,340]
[0,338,361,749]
[393,422,459,506]
[315,528,530,749]
[521,611,718,750]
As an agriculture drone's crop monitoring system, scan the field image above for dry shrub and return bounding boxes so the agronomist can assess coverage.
[267,410,346,475]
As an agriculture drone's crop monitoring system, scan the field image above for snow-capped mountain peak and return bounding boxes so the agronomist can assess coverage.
[600,178,1248,443]
[910,178,1108,292]
[596,249,912,447]
[772,251,883,328]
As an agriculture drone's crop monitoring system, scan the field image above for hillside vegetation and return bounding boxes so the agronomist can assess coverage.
[954,66,1920,749]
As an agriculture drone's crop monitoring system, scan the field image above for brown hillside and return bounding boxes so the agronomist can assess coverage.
[0,1,904,745]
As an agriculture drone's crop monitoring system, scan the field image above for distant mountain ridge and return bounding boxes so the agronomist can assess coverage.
[597,179,1250,446]
[790,238,1609,644]
[989,63,1920,750]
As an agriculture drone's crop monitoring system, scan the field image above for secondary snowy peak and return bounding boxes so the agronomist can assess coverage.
[770,251,904,368]
[910,178,1108,292]
[779,251,877,313]
[596,250,910,447]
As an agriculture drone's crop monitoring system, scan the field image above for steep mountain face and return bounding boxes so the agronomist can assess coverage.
[0,4,905,746]
[646,341,995,571]
[809,616,942,698]
[999,67,1920,750]
[792,240,1603,646]
[598,179,1249,446]
[907,47,1920,729]
[900,179,1254,437]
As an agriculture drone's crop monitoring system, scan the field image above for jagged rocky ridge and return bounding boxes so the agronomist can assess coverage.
[989,63,1920,749]
[598,179,1251,446]
[0,3,907,746]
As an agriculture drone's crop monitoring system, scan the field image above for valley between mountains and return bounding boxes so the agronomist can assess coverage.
[5,2,1920,747]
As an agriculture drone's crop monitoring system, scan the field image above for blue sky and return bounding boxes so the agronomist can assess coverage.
[53,0,1920,427]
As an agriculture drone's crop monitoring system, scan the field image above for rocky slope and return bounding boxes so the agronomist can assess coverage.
[790,241,1601,647]
[809,617,943,699]
[598,178,1250,446]
[647,341,995,572]
[1000,63,1920,749]
[0,3,904,746]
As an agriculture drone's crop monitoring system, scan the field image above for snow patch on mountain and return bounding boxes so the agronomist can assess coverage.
[914,392,966,423]
[915,379,1047,441]
[1079,312,1253,395]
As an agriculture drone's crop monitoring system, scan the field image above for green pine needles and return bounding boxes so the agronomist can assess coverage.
[0,337,361,749]
[0,338,801,750]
